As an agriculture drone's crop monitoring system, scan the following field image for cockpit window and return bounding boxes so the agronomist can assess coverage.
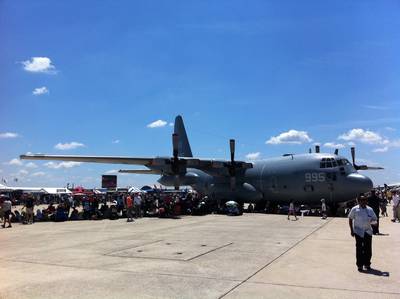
[320,157,339,168]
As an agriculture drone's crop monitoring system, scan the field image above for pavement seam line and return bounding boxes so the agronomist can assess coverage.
[246,281,400,296]
[218,218,334,299]
[2,258,243,283]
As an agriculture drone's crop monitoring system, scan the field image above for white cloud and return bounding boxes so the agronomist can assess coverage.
[54,141,85,150]
[266,130,312,145]
[32,86,49,95]
[44,161,82,169]
[147,120,167,128]
[17,169,29,176]
[245,152,261,160]
[0,132,19,139]
[373,147,388,153]
[338,129,386,144]
[21,57,56,73]
[385,126,396,132]
[169,122,174,127]
[323,142,345,149]
[112,139,120,144]
[31,171,46,177]
[362,105,388,110]
[7,158,23,166]
[25,162,38,169]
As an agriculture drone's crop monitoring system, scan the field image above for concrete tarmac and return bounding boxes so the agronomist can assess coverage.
[0,214,399,299]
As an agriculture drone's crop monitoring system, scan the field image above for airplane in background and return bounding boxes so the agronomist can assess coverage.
[20,115,382,212]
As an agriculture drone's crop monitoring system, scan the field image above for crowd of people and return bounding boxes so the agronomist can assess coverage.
[0,190,223,227]
[1,186,399,228]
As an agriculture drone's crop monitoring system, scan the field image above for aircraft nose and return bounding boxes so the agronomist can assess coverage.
[346,173,373,194]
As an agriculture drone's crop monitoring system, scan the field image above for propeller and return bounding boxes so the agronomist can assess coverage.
[350,147,384,170]
[229,139,236,191]
[172,133,182,190]
[334,149,339,155]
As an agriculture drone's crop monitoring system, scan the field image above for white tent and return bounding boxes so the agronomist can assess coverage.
[40,188,72,195]
[128,186,146,193]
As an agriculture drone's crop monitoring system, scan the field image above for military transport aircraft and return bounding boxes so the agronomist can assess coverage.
[20,115,382,211]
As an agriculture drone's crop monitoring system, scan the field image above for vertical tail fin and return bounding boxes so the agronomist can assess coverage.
[174,115,193,157]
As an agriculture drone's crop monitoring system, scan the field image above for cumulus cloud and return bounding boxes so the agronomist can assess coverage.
[20,170,29,176]
[31,171,46,177]
[32,86,49,95]
[338,129,386,145]
[25,162,38,169]
[245,152,261,160]
[7,158,23,166]
[112,139,120,144]
[323,142,345,149]
[266,130,312,145]
[44,161,82,169]
[54,141,85,150]
[21,57,56,73]
[0,132,19,139]
[147,120,167,128]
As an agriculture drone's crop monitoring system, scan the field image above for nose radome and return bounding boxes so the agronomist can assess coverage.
[347,173,373,193]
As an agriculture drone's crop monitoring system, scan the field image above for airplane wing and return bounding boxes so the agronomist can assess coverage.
[20,154,154,166]
[20,154,252,175]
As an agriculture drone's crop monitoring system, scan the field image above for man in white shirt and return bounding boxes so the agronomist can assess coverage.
[391,190,399,222]
[134,193,142,218]
[348,195,377,272]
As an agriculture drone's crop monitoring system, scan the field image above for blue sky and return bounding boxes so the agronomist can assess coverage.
[1,0,399,188]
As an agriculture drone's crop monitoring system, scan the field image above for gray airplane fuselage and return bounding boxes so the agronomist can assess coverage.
[159,153,372,205]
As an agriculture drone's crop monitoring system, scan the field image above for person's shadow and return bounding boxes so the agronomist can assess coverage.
[362,268,390,277]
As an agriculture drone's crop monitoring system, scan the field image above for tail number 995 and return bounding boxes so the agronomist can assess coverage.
[305,173,325,183]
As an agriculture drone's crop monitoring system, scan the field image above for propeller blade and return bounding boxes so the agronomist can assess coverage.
[334,149,339,155]
[230,139,235,163]
[172,133,179,159]
[351,147,356,166]
[174,175,180,190]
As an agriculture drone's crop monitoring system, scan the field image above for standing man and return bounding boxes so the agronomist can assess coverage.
[2,196,12,228]
[348,195,377,272]
[134,193,142,218]
[368,190,380,234]
[25,195,35,224]
[125,194,134,222]
[321,198,327,219]
[391,190,400,222]
[287,200,297,220]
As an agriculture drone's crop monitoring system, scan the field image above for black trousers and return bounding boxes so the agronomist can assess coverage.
[372,208,380,234]
[355,233,372,267]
